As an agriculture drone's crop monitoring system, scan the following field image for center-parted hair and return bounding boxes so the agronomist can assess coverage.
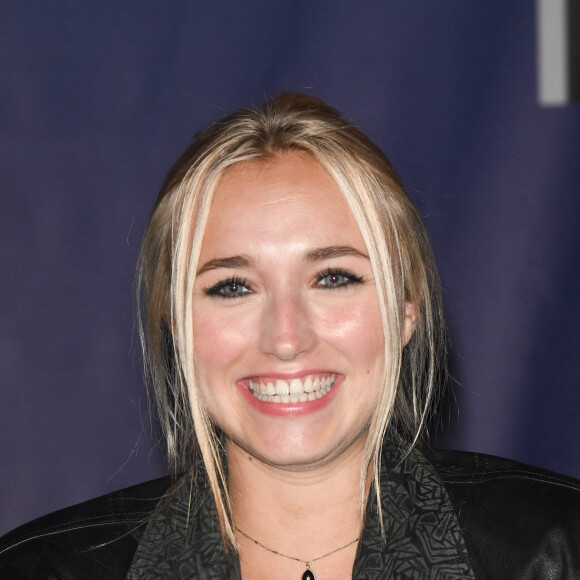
[137,92,447,545]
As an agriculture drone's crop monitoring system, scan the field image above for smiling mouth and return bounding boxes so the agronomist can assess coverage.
[248,373,336,403]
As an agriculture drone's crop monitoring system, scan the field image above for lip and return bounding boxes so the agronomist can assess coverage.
[239,369,338,381]
[237,371,343,417]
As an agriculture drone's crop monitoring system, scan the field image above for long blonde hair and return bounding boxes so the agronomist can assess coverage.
[137,92,447,545]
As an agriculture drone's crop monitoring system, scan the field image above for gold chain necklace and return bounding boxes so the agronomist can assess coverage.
[235,526,359,580]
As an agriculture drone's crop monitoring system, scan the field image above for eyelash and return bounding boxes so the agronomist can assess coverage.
[203,268,364,299]
[313,268,365,289]
[204,277,252,299]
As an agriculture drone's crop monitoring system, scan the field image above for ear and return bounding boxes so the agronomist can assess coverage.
[402,302,418,346]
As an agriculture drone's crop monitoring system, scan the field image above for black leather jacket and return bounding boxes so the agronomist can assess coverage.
[1,449,579,579]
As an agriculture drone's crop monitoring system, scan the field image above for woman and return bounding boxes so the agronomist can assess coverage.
[1,93,579,579]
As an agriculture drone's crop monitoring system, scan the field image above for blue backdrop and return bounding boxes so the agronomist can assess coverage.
[2,1,579,536]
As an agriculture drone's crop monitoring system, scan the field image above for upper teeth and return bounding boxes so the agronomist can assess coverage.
[248,374,336,403]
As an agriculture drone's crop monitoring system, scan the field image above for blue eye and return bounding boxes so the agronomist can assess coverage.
[205,277,252,298]
[315,269,364,289]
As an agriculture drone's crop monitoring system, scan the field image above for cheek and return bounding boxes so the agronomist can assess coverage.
[192,309,255,377]
[318,300,384,363]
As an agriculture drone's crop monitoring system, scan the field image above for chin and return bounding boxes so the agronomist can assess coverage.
[226,428,368,472]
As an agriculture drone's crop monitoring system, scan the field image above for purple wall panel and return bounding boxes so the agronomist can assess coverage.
[1,1,579,535]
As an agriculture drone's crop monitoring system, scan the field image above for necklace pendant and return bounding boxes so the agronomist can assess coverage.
[302,569,315,580]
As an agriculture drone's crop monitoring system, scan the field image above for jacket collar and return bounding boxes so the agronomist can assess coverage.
[127,468,239,579]
[128,445,475,579]
[353,445,475,578]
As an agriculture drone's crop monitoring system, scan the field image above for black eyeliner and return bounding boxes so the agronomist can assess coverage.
[204,276,251,297]
[315,268,365,287]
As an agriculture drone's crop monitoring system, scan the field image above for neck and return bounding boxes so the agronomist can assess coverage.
[227,436,368,559]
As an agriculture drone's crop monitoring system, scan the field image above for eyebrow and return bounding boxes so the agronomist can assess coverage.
[196,246,369,276]
[304,246,369,262]
[196,255,253,276]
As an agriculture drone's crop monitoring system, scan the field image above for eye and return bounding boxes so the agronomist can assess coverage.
[314,268,364,289]
[204,277,252,299]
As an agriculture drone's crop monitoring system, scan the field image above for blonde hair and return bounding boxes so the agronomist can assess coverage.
[137,92,446,545]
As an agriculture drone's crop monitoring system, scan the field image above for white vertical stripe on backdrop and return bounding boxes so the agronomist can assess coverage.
[537,0,569,105]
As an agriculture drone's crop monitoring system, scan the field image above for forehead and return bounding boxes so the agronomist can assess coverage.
[204,152,360,240]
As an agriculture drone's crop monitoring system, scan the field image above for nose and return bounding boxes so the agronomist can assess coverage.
[258,293,318,360]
